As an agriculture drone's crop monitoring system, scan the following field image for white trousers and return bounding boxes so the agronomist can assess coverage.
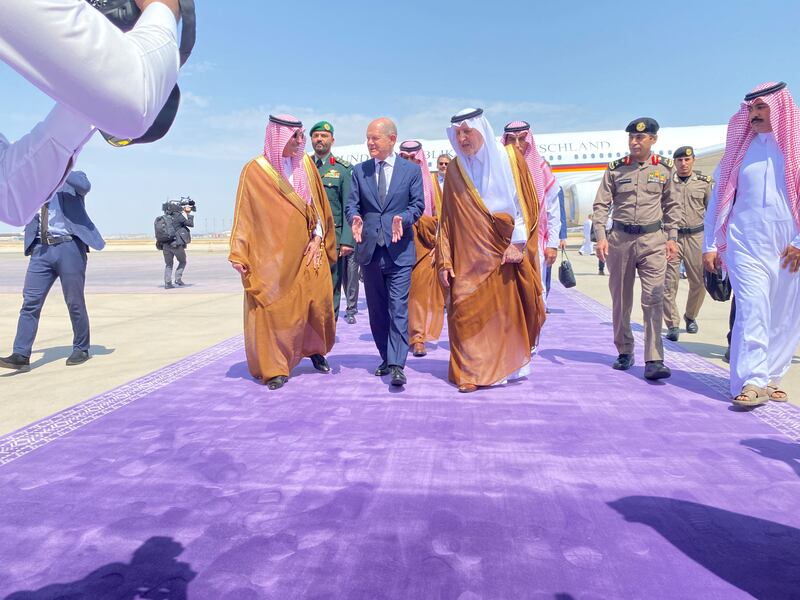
[580,220,594,255]
[726,216,800,396]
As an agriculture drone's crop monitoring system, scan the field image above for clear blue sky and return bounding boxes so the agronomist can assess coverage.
[1,1,798,235]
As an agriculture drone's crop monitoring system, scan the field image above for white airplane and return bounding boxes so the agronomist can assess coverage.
[333,124,727,226]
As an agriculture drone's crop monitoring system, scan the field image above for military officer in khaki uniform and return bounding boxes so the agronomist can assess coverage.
[310,121,356,322]
[663,145,713,342]
[593,117,680,380]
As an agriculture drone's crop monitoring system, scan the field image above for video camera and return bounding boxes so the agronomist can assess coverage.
[162,197,197,214]
[86,0,196,146]
[180,196,196,212]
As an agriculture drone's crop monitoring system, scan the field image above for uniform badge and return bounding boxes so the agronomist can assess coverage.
[647,172,666,184]
[324,123,331,131]
[324,169,340,179]
[636,122,646,132]
[686,148,693,156]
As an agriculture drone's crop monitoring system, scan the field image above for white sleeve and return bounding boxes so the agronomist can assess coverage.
[0,104,94,226]
[511,213,528,244]
[544,185,561,249]
[702,166,721,253]
[314,221,323,238]
[0,1,179,139]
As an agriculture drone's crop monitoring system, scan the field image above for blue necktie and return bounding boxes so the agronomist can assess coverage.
[378,161,387,206]
[377,161,387,246]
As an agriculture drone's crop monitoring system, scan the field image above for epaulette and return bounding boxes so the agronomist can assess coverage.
[655,155,673,168]
[608,156,630,170]
[334,156,351,169]
[696,173,713,183]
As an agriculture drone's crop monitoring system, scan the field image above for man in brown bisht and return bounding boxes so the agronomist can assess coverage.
[229,114,337,390]
[399,139,445,357]
[437,108,546,392]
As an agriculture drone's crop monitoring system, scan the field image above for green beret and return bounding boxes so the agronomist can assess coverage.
[310,121,334,135]
[673,146,694,159]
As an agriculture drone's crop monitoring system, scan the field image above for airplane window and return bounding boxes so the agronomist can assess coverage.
[583,154,587,159]
[668,150,673,155]
[574,154,579,159]
[557,155,562,160]
[616,153,621,157]
[591,154,595,159]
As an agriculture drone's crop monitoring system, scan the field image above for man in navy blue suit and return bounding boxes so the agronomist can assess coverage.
[345,117,425,386]
[0,171,104,372]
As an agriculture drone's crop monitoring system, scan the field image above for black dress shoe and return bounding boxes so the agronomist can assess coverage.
[374,361,390,376]
[612,353,634,370]
[66,350,90,366]
[644,360,671,380]
[165,282,174,289]
[390,366,407,386]
[266,375,288,390]
[175,279,185,287]
[310,354,331,373]
[0,353,31,372]
[723,347,730,363]
[665,327,680,342]
[684,316,698,334]
[345,315,356,325]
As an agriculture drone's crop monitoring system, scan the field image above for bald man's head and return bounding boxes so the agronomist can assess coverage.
[366,117,398,160]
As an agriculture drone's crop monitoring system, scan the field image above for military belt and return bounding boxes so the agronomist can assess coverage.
[677,225,704,235]
[612,220,662,235]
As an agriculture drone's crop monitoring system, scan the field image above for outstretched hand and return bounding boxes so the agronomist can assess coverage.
[231,262,247,275]
[391,216,403,243]
[351,216,363,244]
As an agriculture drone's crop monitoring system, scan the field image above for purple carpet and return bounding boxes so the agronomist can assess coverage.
[2,287,800,599]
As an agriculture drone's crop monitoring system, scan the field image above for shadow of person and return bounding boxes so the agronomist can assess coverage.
[0,345,116,377]
[741,438,800,479]
[608,496,800,599]
[5,536,196,599]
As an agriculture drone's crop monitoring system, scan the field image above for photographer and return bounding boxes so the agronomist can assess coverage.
[0,0,181,226]
[156,197,194,288]
[0,171,104,372]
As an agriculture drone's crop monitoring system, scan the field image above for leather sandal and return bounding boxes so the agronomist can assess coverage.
[732,384,768,408]
[767,383,789,403]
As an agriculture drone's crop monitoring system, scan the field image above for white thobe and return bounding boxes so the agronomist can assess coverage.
[704,133,800,395]
[283,157,322,238]
[0,2,179,226]
[580,217,595,255]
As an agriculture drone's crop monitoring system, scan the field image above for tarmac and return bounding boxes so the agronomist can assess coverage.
[1,236,797,438]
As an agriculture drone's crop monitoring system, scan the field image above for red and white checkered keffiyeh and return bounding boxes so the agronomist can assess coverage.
[712,82,800,253]
[263,114,312,205]
[501,122,557,242]
[400,140,435,216]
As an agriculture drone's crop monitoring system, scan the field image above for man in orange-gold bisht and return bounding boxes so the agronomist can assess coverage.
[501,121,562,296]
[436,108,546,393]
[398,139,445,357]
[229,114,337,390]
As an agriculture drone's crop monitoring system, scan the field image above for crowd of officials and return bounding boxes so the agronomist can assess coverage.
[225,81,800,407]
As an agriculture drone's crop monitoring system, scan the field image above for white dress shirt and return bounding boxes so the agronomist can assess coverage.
[0,1,179,226]
[374,153,397,191]
[704,133,800,252]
